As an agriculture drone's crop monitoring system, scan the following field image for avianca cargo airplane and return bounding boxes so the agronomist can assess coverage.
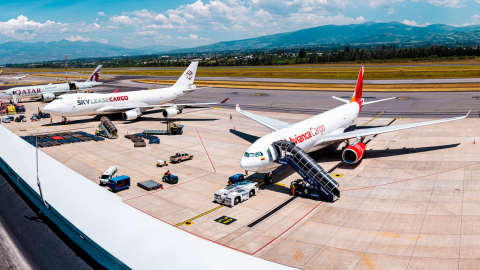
[238,67,469,176]
[0,65,103,103]
[43,61,227,120]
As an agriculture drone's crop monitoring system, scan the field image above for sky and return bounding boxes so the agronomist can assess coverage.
[0,0,480,48]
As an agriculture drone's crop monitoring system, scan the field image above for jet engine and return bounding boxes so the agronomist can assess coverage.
[122,108,142,120]
[41,93,56,102]
[342,142,367,164]
[162,107,181,118]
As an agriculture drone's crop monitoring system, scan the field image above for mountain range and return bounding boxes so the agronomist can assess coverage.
[0,40,178,65]
[2,22,480,64]
[172,22,480,53]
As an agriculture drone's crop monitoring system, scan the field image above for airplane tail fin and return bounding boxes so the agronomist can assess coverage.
[86,65,102,82]
[351,67,364,103]
[173,61,198,88]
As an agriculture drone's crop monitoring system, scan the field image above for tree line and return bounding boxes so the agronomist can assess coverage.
[6,45,480,68]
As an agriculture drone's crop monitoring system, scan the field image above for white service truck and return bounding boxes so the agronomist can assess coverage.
[214,180,259,207]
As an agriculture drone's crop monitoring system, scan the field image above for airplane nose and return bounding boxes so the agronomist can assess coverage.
[240,156,260,172]
[43,103,60,113]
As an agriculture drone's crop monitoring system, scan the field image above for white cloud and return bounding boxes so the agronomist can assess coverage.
[98,11,105,16]
[463,14,480,26]
[66,35,91,42]
[0,15,104,40]
[387,7,395,14]
[99,38,108,44]
[426,0,464,8]
[401,19,431,26]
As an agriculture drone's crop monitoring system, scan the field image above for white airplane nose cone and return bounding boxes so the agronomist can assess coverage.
[43,103,60,113]
[240,156,259,172]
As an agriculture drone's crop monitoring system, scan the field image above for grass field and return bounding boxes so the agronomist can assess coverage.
[103,65,480,80]
[5,59,480,80]
[136,79,480,92]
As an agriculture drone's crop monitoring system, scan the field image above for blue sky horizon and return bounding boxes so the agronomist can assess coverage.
[0,0,479,48]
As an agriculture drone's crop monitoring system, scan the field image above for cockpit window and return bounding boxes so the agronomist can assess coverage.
[244,152,255,158]
[56,97,62,100]
[255,152,263,157]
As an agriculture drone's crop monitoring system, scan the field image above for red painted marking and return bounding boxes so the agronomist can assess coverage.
[124,129,215,202]
[196,128,216,172]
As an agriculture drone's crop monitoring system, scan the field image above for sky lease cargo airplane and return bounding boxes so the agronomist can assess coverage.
[0,65,103,103]
[238,67,469,179]
[43,61,227,120]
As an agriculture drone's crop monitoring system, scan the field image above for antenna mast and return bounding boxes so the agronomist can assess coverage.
[65,55,68,82]
[36,136,48,208]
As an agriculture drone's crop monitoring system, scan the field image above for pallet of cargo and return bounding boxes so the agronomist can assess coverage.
[137,180,162,191]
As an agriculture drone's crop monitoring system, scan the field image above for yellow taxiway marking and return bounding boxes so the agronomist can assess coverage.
[361,111,385,127]
[332,174,343,177]
[175,205,224,227]
[275,183,286,186]
[212,107,222,109]
[394,117,405,119]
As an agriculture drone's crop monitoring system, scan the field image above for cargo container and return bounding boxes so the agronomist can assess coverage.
[109,175,130,192]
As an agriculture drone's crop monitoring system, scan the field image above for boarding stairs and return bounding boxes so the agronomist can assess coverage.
[271,140,340,202]
[98,116,118,139]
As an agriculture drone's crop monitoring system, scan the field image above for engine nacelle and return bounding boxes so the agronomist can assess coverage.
[122,108,142,120]
[41,93,56,102]
[162,107,180,118]
[342,142,367,164]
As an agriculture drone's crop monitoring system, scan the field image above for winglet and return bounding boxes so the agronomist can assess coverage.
[221,98,229,104]
[236,104,241,112]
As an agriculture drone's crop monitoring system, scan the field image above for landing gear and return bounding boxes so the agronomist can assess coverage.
[264,173,273,185]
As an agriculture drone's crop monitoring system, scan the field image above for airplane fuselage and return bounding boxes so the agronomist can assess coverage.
[44,86,187,117]
[240,101,361,173]
[0,81,102,99]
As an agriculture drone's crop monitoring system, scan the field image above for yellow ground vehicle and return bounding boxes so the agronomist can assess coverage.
[7,106,16,115]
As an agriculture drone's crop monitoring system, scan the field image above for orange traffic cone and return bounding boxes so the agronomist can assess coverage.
[474,140,476,145]
[234,126,236,130]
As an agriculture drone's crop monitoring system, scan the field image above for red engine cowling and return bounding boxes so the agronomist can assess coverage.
[342,142,366,164]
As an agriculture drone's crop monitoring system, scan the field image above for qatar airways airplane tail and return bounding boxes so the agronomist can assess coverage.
[86,65,102,82]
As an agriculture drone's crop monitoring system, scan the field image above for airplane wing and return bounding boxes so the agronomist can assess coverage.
[96,98,229,112]
[314,111,470,146]
[236,104,290,131]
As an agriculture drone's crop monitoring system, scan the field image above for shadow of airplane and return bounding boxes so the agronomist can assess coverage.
[229,129,260,144]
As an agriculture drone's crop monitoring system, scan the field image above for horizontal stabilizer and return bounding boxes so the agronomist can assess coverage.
[363,97,397,105]
[332,96,350,104]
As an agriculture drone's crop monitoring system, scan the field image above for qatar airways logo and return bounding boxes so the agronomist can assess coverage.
[89,68,101,82]
[13,88,41,95]
[285,125,326,144]
[77,95,128,105]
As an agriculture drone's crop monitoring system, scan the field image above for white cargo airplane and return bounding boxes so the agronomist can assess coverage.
[0,65,103,103]
[43,61,227,120]
[238,67,469,175]
[11,74,28,80]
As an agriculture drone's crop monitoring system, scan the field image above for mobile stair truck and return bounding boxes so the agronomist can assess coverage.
[96,116,118,139]
[271,140,340,202]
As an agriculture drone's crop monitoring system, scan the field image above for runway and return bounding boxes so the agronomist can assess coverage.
[127,76,480,85]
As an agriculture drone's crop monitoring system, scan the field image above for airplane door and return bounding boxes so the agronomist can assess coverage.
[268,146,278,161]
